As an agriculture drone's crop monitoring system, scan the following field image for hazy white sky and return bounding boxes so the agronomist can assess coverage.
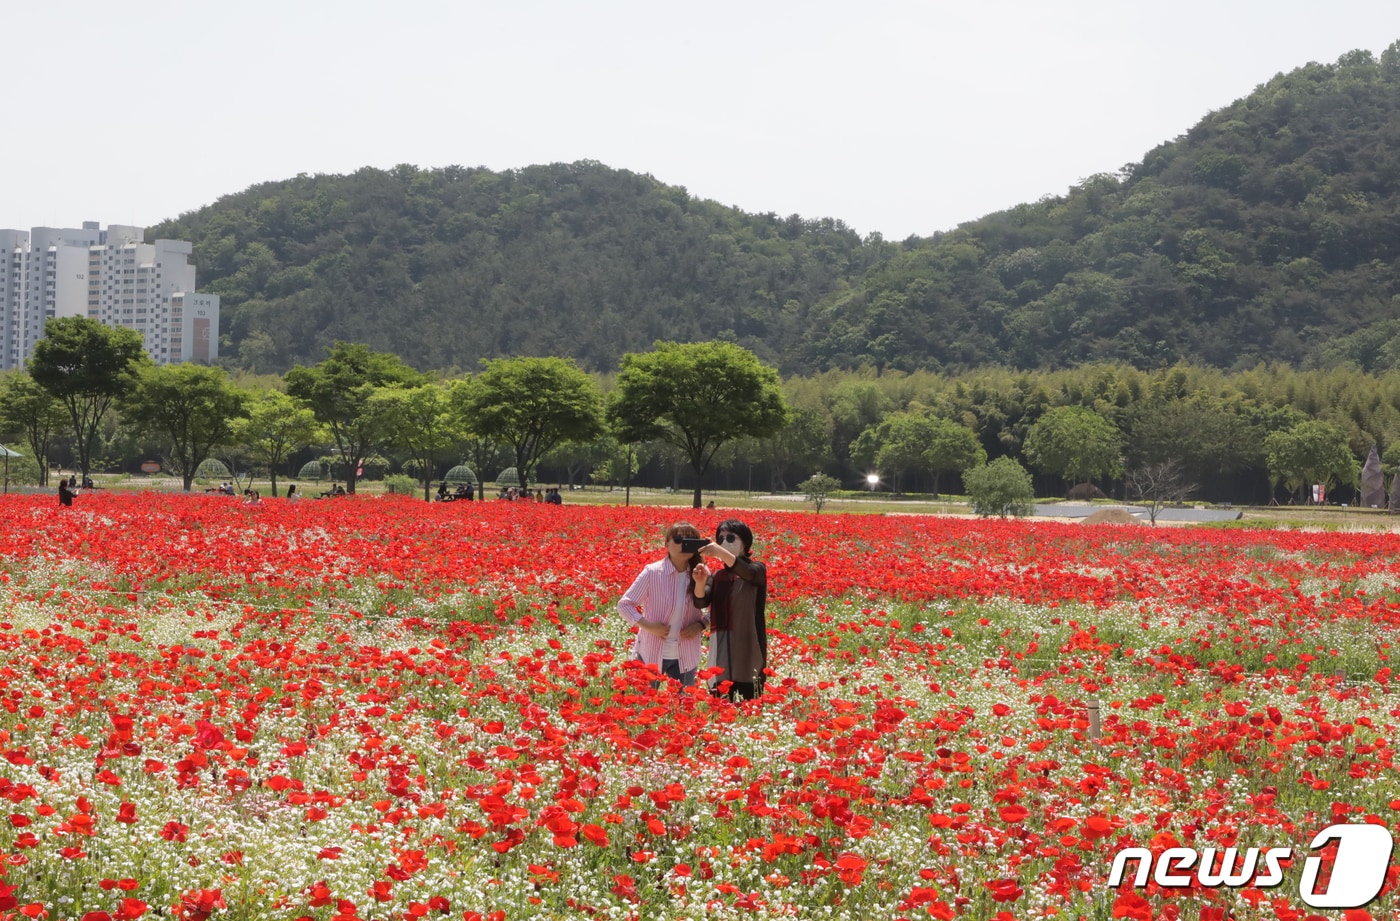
[6,1,1399,240]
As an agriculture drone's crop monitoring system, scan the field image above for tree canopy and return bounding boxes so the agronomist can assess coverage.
[459,357,604,490]
[120,364,249,491]
[28,318,148,479]
[1023,406,1124,486]
[610,341,789,507]
[284,342,424,494]
[0,374,67,487]
[233,390,321,496]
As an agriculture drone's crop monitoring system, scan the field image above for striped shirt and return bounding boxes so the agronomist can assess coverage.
[618,557,709,673]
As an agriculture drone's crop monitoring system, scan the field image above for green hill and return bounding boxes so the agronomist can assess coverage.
[150,162,878,373]
[801,44,1400,373]
[153,43,1400,375]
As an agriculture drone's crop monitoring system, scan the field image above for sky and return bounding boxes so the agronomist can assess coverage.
[5,1,1400,241]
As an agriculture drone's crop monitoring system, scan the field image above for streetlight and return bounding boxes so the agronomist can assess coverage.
[866,473,880,492]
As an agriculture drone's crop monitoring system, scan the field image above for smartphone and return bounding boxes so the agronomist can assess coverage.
[679,537,710,553]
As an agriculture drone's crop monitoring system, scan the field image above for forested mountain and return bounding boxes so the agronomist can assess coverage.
[150,163,878,374]
[803,43,1400,373]
[153,43,1400,375]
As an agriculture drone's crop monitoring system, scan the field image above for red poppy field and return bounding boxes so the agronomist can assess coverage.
[1,493,1399,921]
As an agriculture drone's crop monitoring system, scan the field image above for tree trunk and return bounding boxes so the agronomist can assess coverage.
[624,445,634,507]
[77,427,94,481]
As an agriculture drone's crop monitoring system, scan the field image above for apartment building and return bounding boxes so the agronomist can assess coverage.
[0,221,219,369]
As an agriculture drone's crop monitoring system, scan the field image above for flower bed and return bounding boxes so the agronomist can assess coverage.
[0,493,1397,919]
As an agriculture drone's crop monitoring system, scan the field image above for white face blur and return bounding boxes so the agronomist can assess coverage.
[715,530,745,555]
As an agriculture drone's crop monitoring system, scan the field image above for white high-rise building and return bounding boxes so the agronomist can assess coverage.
[0,221,219,369]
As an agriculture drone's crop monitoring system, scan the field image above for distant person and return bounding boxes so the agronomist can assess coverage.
[437,481,451,502]
[333,484,346,497]
[58,479,74,507]
[287,484,299,502]
[706,500,715,510]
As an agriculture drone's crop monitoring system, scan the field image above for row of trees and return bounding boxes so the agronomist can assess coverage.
[3,319,1395,507]
[1,319,789,507]
[770,360,1400,505]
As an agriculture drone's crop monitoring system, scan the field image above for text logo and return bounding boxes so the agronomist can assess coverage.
[1108,823,1394,909]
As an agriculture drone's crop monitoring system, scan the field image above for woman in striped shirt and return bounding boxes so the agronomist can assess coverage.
[618,522,711,688]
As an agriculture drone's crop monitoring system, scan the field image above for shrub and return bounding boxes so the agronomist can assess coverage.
[383,474,419,497]
[1,455,42,487]
[798,473,842,514]
[965,457,1036,518]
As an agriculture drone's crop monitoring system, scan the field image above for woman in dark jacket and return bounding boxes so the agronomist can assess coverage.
[693,519,768,701]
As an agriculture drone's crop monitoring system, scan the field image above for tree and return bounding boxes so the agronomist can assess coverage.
[233,390,321,497]
[853,411,986,495]
[448,379,507,501]
[588,435,640,491]
[1264,421,1359,504]
[749,406,832,491]
[1023,406,1124,488]
[798,473,841,513]
[1127,396,1266,484]
[611,341,789,508]
[27,317,147,479]
[964,457,1036,518]
[458,357,604,491]
[285,342,424,495]
[1127,459,1197,526]
[923,417,989,496]
[0,375,67,486]
[369,383,460,501]
[541,437,614,489]
[826,380,893,472]
[120,364,249,492]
